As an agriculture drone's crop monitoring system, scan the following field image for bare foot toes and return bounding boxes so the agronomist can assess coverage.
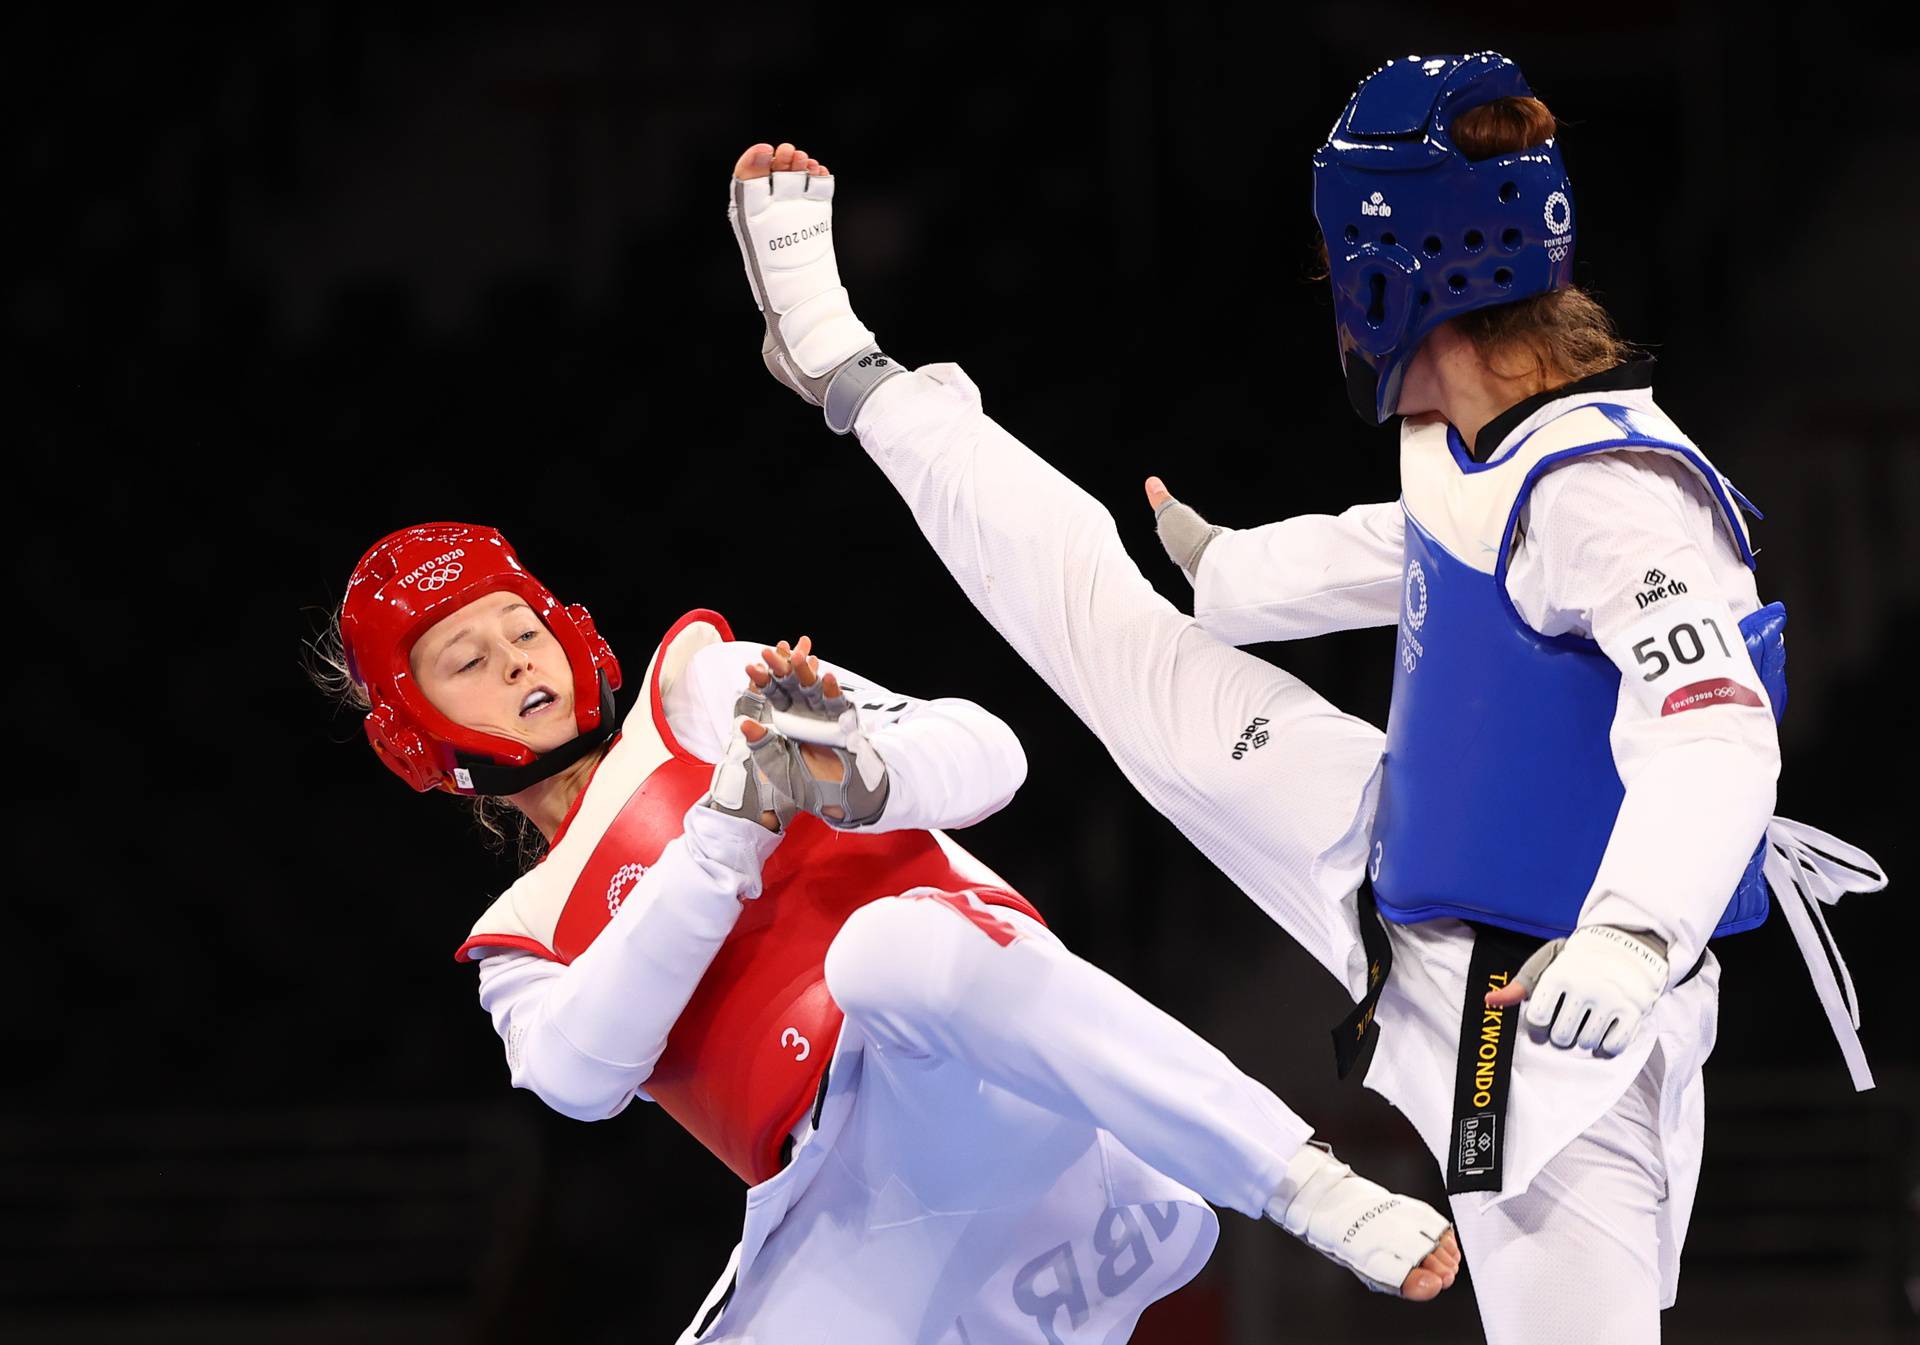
[733,142,774,180]
[734,141,833,182]
[1400,1266,1443,1302]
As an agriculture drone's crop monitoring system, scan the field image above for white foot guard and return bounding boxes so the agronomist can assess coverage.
[1266,1143,1455,1296]
[728,167,904,433]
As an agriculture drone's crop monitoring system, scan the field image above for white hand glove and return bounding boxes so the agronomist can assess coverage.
[1265,1143,1455,1297]
[1513,924,1670,1055]
[728,167,902,431]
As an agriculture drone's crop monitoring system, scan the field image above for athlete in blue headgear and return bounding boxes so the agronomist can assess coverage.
[723,53,1886,1344]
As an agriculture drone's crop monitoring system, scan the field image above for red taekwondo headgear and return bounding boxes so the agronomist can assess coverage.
[340,523,623,796]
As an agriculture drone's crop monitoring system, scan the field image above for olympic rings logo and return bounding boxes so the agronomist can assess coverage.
[396,547,467,590]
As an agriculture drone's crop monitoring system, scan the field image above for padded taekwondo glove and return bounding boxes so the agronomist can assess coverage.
[1265,1143,1455,1296]
[1511,924,1670,1056]
[1151,491,1224,584]
[752,660,890,829]
[727,167,904,432]
[701,688,798,836]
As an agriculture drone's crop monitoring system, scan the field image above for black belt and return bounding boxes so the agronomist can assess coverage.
[1329,884,1704,1195]
[1330,881,1393,1082]
[1443,923,1536,1193]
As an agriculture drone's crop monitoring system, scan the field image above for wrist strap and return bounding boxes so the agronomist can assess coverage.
[823,347,906,433]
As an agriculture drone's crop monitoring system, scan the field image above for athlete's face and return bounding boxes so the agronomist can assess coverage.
[410,590,580,754]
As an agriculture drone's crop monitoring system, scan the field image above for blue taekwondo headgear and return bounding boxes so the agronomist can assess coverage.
[1312,52,1575,425]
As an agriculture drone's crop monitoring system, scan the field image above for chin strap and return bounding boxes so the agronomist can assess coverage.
[453,674,618,796]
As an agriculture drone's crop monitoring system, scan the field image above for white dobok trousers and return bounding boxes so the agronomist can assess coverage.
[688,895,1312,1343]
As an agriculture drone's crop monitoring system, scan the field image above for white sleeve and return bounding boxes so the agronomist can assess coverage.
[473,803,782,1121]
[850,364,1388,989]
[668,638,1028,833]
[1508,451,1780,982]
[1193,503,1407,645]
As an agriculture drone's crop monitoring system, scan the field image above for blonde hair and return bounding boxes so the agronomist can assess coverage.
[305,605,548,866]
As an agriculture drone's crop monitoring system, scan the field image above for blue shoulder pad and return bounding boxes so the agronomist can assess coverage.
[1738,602,1787,723]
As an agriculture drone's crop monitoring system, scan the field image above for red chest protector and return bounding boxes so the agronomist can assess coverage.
[455,610,1042,1185]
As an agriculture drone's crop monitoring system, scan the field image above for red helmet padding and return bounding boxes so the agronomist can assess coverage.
[340,523,622,793]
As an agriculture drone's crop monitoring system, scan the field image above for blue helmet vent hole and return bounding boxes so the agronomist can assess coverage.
[1501,227,1523,250]
[1379,232,1396,248]
[1447,273,1468,293]
[1499,181,1519,203]
[1366,273,1387,326]
[1422,236,1443,256]
[1463,229,1485,253]
[1344,224,1360,243]
[1493,267,1514,288]
[1417,291,1431,307]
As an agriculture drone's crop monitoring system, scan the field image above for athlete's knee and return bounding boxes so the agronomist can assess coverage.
[826,896,971,1022]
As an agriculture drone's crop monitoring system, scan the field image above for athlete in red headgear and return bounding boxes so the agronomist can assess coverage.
[323,521,1459,1342]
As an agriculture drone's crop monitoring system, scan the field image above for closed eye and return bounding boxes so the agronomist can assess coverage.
[457,654,483,674]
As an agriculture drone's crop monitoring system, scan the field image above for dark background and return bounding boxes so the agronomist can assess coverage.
[14,4,1916,1342]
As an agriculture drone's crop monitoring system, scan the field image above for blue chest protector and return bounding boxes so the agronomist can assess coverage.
[1369,405,1785,940]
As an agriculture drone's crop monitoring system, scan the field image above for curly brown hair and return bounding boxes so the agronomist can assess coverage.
[1446,96,1633,387]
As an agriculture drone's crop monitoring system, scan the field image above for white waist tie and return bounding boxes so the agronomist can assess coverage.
[1762,816,1890,1090]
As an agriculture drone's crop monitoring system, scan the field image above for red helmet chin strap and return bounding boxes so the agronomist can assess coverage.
[341,523,624,795]
[445,672,620,796]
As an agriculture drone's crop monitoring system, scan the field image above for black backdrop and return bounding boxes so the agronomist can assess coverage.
[16,5,1917,1342]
